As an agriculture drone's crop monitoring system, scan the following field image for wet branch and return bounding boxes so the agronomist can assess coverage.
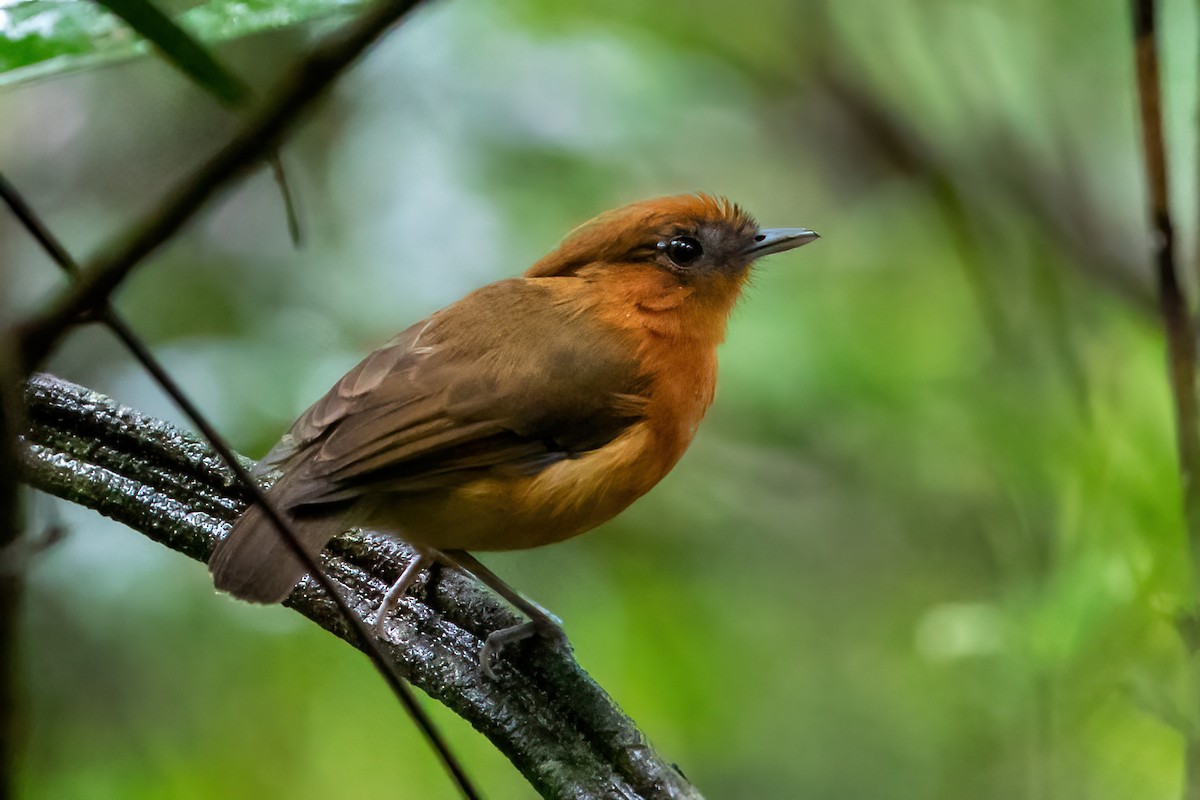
[17,373,702,800]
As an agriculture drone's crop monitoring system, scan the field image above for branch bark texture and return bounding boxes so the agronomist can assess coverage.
[18,373,702,800]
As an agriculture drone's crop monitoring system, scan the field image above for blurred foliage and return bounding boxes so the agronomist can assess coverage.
[92,0,249,107]
[0,0,365,85]
[2,0,1199,797]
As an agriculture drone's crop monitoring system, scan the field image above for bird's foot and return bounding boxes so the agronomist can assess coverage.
[437,550,571,676]
[372,550,435,637]
[480,615,569,679]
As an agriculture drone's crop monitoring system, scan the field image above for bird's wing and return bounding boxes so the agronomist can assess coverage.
[263,279,650,509]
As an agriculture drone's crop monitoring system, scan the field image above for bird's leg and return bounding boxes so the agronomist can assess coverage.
[441,549,568,678]
[372,547,435,636]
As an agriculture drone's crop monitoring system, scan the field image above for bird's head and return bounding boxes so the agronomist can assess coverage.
[526,193,818,284]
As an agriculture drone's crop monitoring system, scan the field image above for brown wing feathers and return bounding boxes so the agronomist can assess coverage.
[209,194,817,605]
[209,280,649,602]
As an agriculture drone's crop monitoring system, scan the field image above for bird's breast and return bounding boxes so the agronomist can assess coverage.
[363,273,725,551]
[376,344,719,553]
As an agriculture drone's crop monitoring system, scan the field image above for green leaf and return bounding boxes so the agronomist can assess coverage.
[0,0,370,87]
[94,0,248,106]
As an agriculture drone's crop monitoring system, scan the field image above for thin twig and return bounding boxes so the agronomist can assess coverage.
[12,0,429,372]
[0,173,480,799]
[1131,0,1200,525]
[269,153,304,247]
[1131,5,1200,795]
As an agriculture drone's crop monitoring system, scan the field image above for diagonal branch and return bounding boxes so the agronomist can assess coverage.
[12,0,429,373]
[18,373,704,800]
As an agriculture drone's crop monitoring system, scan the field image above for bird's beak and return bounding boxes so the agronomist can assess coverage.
[744,227,820,257]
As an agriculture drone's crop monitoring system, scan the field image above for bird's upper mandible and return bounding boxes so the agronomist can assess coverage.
[526,193,818,282]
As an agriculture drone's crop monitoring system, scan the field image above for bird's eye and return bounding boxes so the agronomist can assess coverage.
[663,236,703,266]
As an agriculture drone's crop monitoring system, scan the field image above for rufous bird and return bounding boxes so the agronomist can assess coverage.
[209,194,818,673]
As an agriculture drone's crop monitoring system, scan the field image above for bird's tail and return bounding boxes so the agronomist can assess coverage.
[209,482,345,604]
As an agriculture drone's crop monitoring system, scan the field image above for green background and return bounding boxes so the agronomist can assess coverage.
[2,0,1197,797]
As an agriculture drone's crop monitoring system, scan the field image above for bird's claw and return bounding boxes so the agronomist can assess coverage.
[480,618,569,679]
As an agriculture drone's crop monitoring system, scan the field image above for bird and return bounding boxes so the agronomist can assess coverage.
[208,193,818,673]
